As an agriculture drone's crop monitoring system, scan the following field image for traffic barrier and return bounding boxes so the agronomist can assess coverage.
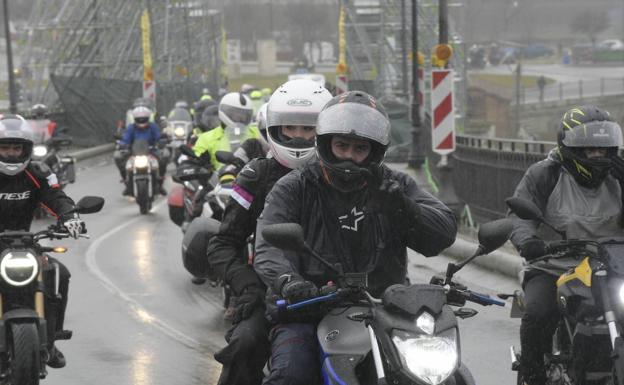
[68,143,115,161]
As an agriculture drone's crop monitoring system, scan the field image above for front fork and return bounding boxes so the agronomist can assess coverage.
[594,270,624,385]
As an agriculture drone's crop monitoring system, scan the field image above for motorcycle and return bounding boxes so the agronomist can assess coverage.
[31,131,76,189]
[260,218,511,385]
[176,150,241,291]
[123,140,161,215]
[0,196,104,385]
[502,197,624,385]
[163,108,193,165]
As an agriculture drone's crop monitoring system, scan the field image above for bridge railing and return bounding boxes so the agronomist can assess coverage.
[452,134,556,221]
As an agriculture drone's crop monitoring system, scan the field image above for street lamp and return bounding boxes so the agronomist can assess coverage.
[408,0,424,169]
[2,0,17,113]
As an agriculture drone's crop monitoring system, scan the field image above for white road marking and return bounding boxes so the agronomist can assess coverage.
[85,200,211,353]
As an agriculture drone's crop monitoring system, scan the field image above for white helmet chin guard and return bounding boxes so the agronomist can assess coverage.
[266,79,332,169]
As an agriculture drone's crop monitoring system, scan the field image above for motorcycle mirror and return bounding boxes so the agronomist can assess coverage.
[262,223,344,276]
[261,223,305,252]
[179,145,197,159]
[478,218,513,255]
[505,197,543,221]
[215,151,236,165]
[444,218,513,283]
[74,196,105,214]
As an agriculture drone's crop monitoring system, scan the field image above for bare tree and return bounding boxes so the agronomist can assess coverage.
[570,10,610,47]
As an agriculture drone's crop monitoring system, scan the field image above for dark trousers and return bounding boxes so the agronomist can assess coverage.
[521,272,559,385]
[44,257,71,348]
[214,308,271,385]
[262,323,320,385]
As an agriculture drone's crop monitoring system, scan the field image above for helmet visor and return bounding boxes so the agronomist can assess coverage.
[266,110,319,129]
[316,103,390,146]
[220,105,253,125]
[561,121,624,148]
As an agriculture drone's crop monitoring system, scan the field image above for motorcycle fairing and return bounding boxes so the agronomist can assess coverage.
[317,306,370,385]
[168,185,184,208]
[317,306,370,356]
[557,257,592,288]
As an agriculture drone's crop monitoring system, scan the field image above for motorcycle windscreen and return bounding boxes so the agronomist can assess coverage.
[132,139,150,155]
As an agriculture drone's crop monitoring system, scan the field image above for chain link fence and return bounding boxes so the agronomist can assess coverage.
[50,75,214,146]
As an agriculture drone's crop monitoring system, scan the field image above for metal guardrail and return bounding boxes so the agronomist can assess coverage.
[470,76,624,104]
[456,135,555,154]
[452,134,556,221]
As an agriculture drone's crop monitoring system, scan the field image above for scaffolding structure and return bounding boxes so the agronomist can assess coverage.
[344,0,466,120]
[19,0,224,106]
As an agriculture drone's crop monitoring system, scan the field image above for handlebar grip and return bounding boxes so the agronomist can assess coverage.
[468,291,506,307]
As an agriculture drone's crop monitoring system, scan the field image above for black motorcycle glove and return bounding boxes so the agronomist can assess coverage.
[367,164,421,224]
[274,273,318,303]
[611,155,624,181]
[232,285,265,324]
[519,238,547,261]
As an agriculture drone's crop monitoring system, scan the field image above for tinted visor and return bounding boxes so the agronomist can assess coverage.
[266,111,318,129]
[135,117,149,125]
[220,105,253,125]
[561,121,624,148]
[316,103,390,146]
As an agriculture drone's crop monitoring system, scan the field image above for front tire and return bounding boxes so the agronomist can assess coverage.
[135,179,150,215]
[9,322,41,385]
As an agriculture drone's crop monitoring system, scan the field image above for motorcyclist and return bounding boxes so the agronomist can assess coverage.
[249,89,264,117]
[205,79,332,385]
[261,87,272,103]
[192,98,218,137]
[0,114,85,369]
[116,106,168,196]
[509,105,624,385]
[29,103,58,141]
[253,91,457,385]
[193,92,261,171]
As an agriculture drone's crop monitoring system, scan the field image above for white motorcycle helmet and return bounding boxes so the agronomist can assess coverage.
[218,92,254,130]
[132,106,152,129]
[0,114,34,176]
[266,79,332,169]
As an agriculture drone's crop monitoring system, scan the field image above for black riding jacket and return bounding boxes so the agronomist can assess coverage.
[206,157,290,295]
[0,162,75,231]
[254,161,457,297]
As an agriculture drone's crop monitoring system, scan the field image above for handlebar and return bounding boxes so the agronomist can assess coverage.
[466,290,506,307]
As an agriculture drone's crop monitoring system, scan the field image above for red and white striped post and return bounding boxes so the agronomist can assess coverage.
[335,74,348,95]
[430,69,455,156]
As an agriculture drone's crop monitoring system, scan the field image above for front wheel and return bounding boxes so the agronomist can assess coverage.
[135,179,151,215]
[9,322,41,385]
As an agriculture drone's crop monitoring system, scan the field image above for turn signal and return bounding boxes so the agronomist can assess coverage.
[53,247,67,253]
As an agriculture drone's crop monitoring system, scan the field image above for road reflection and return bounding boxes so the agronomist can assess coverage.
[133,229,153,283]
[132,349,153,385]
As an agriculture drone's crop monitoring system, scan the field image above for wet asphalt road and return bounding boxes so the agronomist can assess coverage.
[34,155,521,385]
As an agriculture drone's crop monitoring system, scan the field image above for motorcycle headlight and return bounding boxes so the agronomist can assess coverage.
[392,328,459,385]
[618,282,624,304]
[174,126,186,138]
[134,155,149,169]
[0,251,39,287]
[33,145,48,157]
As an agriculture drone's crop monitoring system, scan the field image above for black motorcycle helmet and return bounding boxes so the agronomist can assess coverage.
[315,91,391,193]
[557,105,623,188]
[193,99,217,128]
[198,105,221,133]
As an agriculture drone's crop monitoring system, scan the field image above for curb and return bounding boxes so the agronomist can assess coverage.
[441,236,524,283]
[68,143,115,161]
